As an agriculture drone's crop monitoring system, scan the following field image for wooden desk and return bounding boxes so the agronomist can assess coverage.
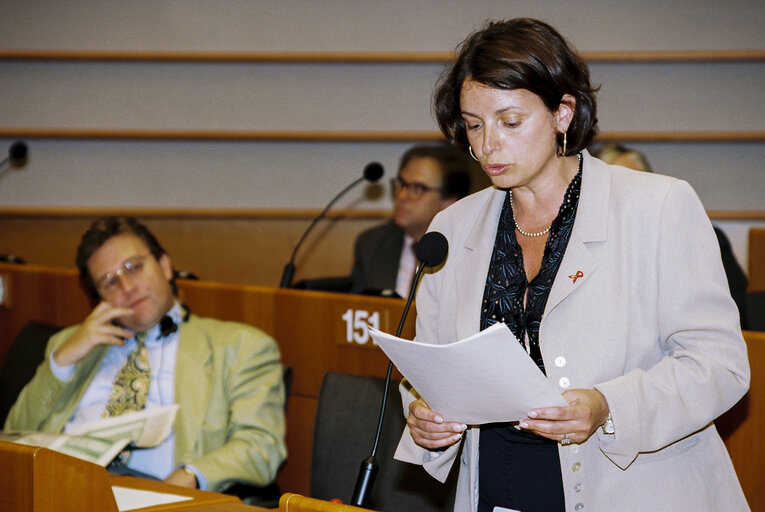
[108,475,242,511]
[0,440,253,512]
[178,506,272,512]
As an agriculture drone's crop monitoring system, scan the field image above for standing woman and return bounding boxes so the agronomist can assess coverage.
[395,18,750,512]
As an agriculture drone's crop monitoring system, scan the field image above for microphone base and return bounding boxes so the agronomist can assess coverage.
[279,263,295,289]
[350,455,378,508]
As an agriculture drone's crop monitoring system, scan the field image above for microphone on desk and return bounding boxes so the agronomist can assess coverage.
[279,162,384,288]
[0,141,29,170]
[350,230,449,508]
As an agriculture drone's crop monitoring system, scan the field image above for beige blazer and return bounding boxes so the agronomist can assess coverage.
[5,314,287,492]
[395,152,750,511]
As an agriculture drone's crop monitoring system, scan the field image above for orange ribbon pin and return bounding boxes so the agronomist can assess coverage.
[568,270,584,283]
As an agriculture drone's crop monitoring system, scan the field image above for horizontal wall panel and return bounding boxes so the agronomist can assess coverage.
[2,61,763,132]
[591,62,765,132]
[0,61,444,132]
[1,0,763,52]
[614,142,765,211]
[0,138,760,211]
[0,139,418,209]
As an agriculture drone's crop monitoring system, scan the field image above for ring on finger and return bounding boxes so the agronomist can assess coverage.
[561,433,571,446]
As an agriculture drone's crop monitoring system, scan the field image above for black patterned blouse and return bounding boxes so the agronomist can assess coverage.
[479,156,583,374]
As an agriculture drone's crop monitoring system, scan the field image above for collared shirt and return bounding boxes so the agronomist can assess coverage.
[52,302,185,483]
[395,234,417,299]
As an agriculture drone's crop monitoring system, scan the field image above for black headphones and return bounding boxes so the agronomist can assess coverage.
[159,303,191,338]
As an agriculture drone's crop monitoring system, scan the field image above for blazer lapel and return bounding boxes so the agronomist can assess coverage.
[455,188,507,340]
[545,153,611,316]
[173,317,213,460]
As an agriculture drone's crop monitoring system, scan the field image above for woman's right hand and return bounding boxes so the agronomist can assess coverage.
[407,398,467,450]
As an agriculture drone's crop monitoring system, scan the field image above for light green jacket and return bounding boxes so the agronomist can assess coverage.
[5,314,287,492]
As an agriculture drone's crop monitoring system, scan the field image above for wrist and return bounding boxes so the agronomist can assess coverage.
[181,466,198,488]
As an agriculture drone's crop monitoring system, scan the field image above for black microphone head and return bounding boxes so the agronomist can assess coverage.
[416,231,449,268]
[9,140,28,167]
[363,162,384,182]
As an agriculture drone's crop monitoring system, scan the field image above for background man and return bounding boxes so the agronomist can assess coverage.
[349,144,478,297]
[4,216,286,492]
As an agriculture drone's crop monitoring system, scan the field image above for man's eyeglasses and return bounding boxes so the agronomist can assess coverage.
[95,253,152,297]
[390,176,442,200]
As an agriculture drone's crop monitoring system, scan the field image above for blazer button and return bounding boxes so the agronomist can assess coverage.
[554,356,566,367]
[559,377,570,388]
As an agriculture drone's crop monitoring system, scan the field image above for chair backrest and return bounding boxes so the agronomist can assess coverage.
[311,372,457,512]
[746,291,765,331]
[293,276,353,294]
[282,365,293,407]
[0,320,62,425]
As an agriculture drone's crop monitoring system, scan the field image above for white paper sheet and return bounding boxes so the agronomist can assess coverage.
[67,404,179,448]
[112,486,192,511]
[370,323,568,424]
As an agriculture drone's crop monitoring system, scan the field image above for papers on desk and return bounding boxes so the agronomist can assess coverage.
[112,486,192,511]
[1,404,178,467]
[67,404,179,448]
[370,323,568,424]
[0,430,131,467]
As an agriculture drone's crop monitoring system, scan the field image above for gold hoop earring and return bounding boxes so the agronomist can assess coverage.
[562,132,567,156]
[469,146,479,161]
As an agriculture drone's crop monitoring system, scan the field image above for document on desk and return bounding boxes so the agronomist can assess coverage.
[370,323,568,424]
[0,404,180,467]
[112,486,192,511]
[67,403,179,448]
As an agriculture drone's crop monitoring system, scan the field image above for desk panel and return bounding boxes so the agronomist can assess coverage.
[109,476,241,511]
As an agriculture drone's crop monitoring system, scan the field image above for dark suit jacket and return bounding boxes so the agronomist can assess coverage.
[349,221,405,295]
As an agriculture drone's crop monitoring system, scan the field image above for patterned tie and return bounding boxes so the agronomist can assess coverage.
[103,332,150,417]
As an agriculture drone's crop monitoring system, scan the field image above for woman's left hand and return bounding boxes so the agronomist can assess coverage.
[519,388,610,445]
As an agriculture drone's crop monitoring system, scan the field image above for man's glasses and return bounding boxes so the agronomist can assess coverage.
[390,176,442,200]
[95,253,152,297]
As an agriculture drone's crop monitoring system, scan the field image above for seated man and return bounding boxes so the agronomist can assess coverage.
[4,216,286,492]
[349,144,476,297]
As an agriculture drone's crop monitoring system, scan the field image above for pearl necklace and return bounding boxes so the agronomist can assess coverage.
[510,153,581,238]
[509,191,551,237]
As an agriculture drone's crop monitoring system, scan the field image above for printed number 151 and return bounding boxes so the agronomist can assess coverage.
[342,309,380,344]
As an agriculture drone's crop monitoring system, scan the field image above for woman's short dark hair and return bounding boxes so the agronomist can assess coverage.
[434,18,599,156]
[76,216,171,300]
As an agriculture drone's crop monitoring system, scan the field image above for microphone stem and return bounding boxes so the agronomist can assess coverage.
[280,176,364,288]
[352,261,426,507]
[352,231,446,507]
[367,260,425,462]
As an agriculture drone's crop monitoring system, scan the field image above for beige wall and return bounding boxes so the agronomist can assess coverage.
[1,0,763,279]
